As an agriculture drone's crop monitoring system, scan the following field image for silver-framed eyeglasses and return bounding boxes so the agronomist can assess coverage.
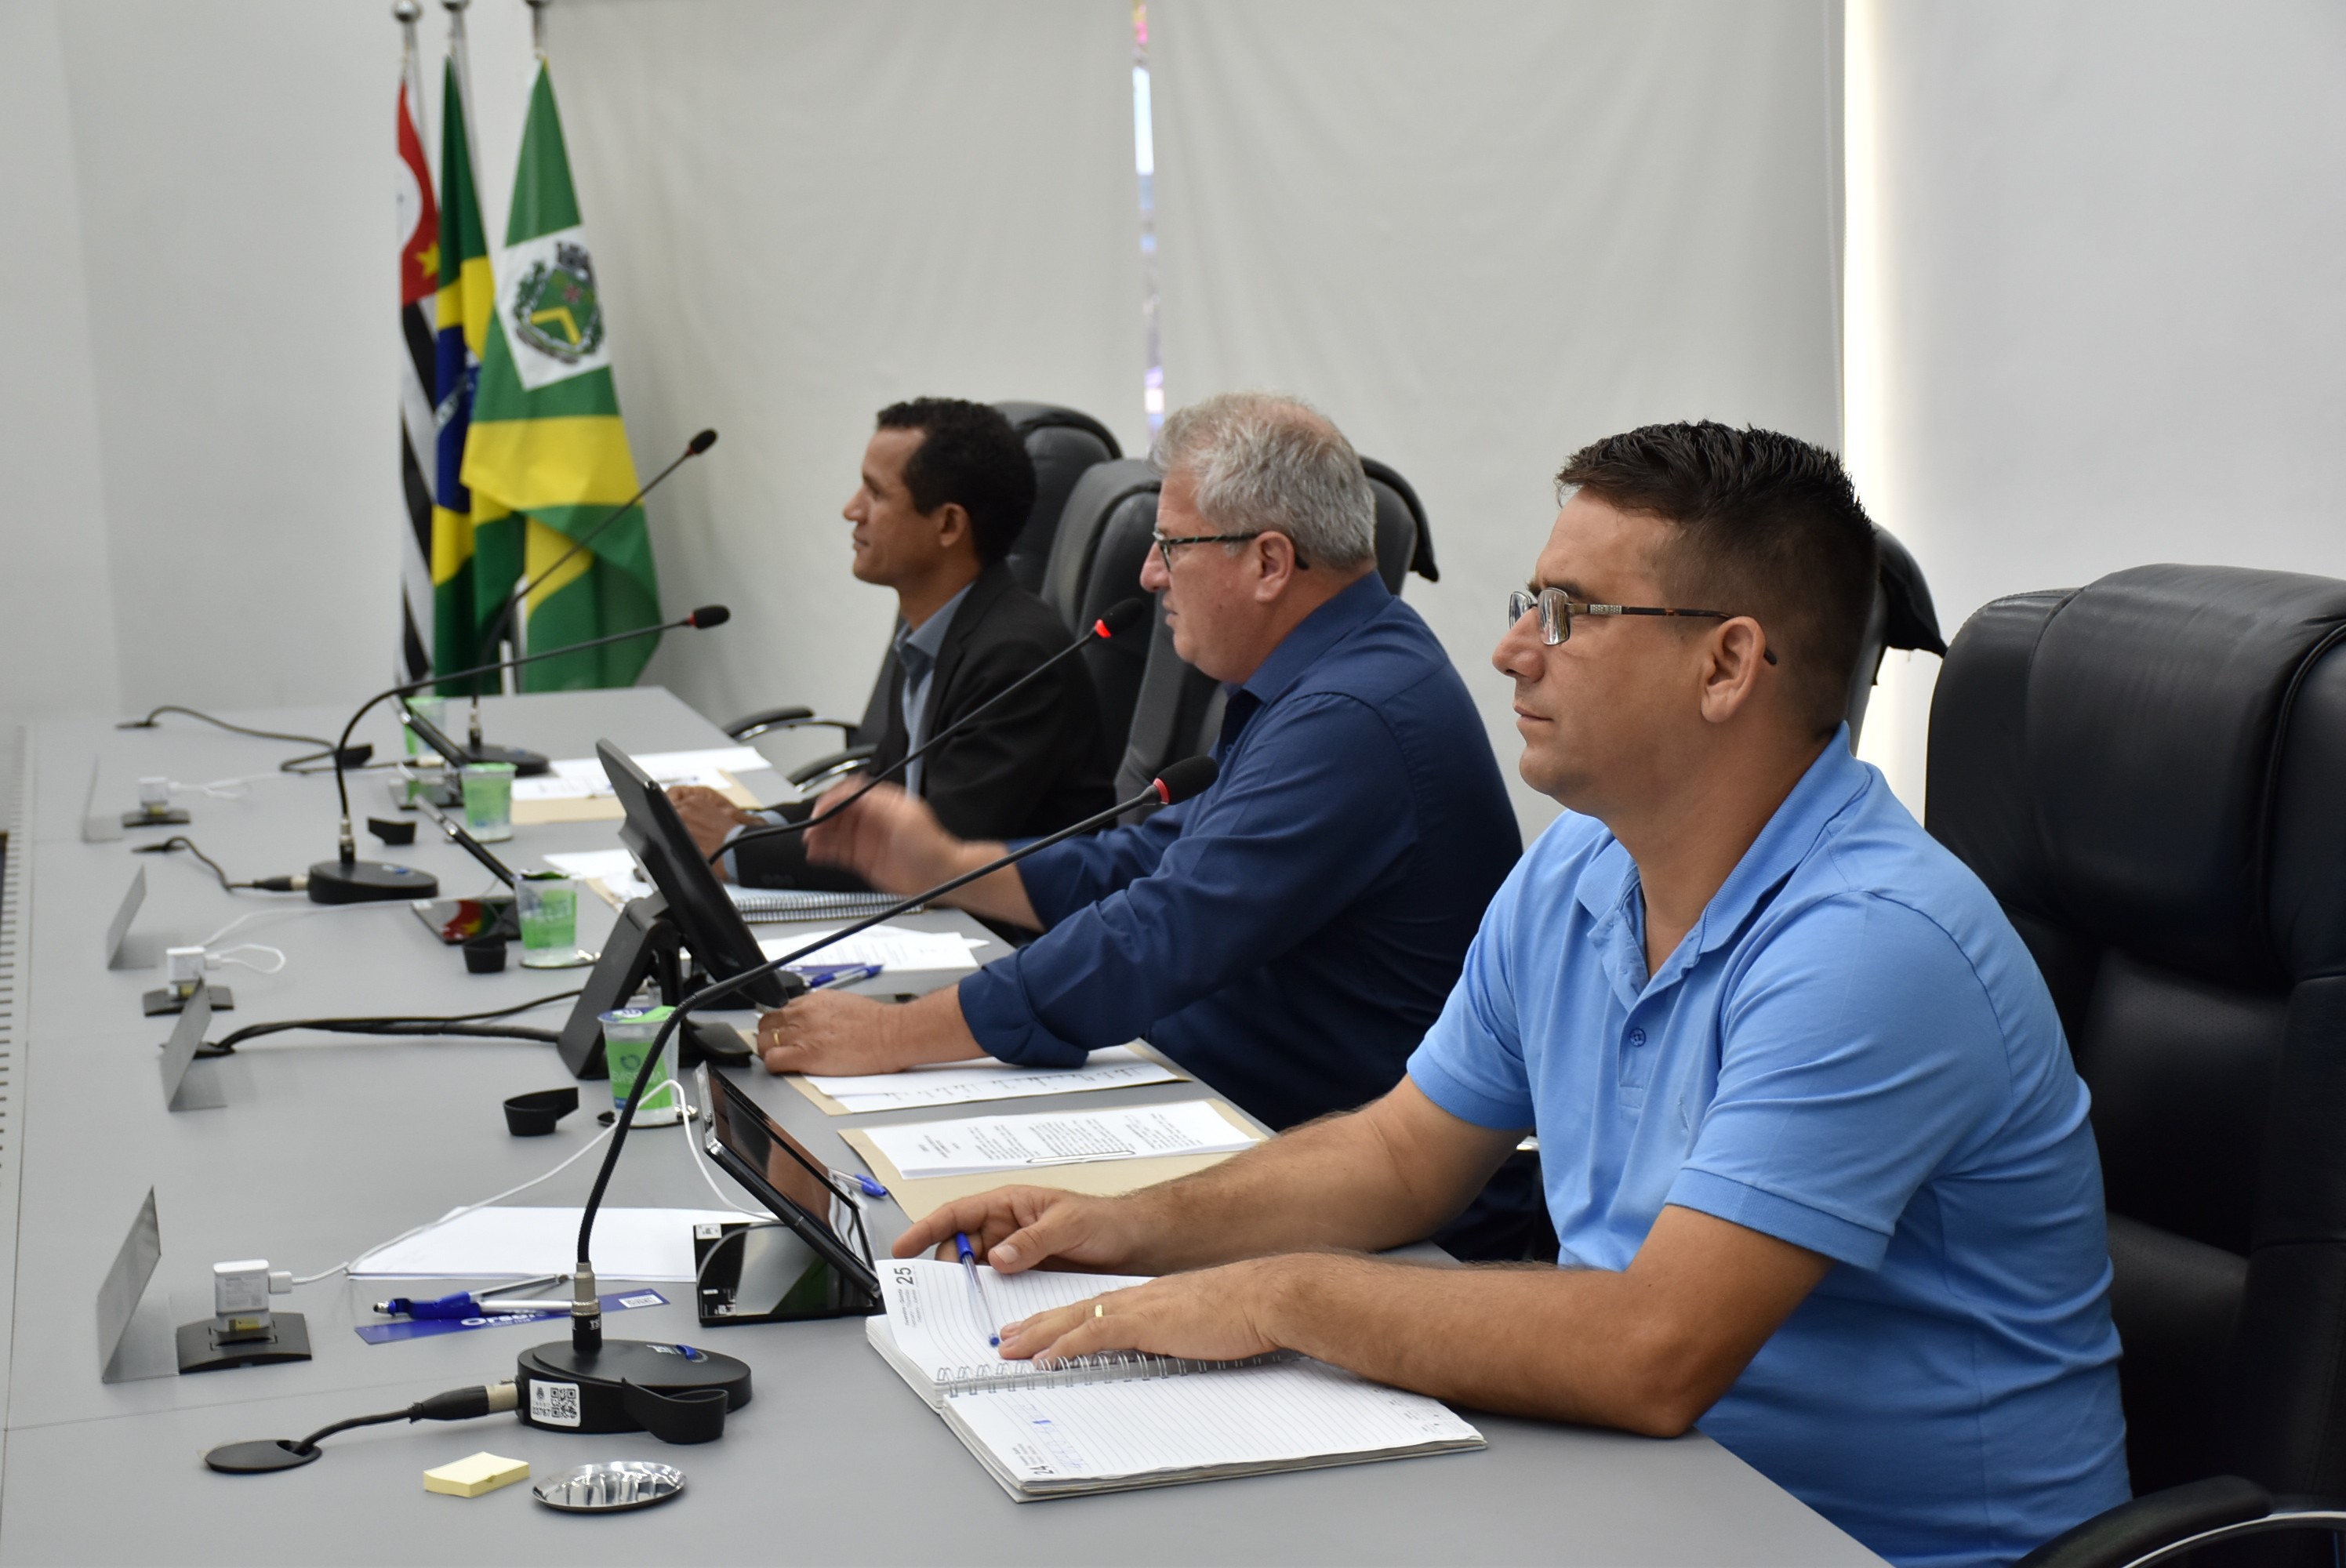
[1151,529,1310,572]
[1506,586,1776,664]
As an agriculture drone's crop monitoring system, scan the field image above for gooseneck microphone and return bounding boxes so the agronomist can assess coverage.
[563,752,1219,1359]
[714,596,1150,866]
[459,428,719,770]
[307,605,732,905]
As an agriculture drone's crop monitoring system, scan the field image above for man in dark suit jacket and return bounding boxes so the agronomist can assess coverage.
[672,398,1113,883]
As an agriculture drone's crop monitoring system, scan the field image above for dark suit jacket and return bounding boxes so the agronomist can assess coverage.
[735,562,1114,887]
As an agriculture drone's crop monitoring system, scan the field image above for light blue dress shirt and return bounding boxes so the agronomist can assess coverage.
[892,579,971,800]
[1407,734,2129,1568]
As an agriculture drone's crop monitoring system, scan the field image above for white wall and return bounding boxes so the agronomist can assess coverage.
[1151,0,1846,836]
[1845,0,2346,811]
[0,0,123,721]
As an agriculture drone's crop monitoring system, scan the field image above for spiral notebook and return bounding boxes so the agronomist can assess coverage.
[866,1259,1484,1499]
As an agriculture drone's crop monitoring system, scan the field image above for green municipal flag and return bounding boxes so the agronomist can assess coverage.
[460,58,660,691]
[429,43,510,696]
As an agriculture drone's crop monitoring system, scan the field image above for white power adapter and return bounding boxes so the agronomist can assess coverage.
[212,1259,294,1343]
[163,945,211,1002]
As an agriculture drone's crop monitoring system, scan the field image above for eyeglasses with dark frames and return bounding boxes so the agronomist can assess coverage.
[1151,529,1311,573]
[1506,586,1777,664]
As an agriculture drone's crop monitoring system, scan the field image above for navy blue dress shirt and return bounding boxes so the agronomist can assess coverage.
[957,572,1521,1131]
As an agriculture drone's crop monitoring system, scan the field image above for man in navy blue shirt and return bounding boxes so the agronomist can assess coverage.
[895,424,2128,1567]
[757,393,1523,1181]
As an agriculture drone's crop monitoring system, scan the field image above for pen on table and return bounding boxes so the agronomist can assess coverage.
[802,963,883,991]
[957,1232,1000,1347]
[374,1272,568,1319]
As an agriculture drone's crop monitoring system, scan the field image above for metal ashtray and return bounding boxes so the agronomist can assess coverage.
[530,1461,686,1512]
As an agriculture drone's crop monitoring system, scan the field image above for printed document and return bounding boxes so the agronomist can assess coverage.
[802,1045,1182,1113]
[862,1100,1255,1180]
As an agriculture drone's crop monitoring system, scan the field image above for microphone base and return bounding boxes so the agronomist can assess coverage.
[466,742,550,778]
[515,1339,750,1439]
[307,858,440,904]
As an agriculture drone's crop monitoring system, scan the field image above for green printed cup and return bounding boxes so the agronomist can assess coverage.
[600,1006,682,1124]
[516,874,582,967]
[460,760,516,841]
[401,696,448,758]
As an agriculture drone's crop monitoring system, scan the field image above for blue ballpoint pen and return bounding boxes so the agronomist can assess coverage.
[957,1232,1000,1347]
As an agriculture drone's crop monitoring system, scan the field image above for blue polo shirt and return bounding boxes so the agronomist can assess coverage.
[958,572,1520,1132]
[1407,735,2128,1568]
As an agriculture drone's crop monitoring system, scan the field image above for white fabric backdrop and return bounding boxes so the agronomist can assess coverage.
[548,0,1146,752]
[1149,0,1846,835]
[1843,0,2346,811]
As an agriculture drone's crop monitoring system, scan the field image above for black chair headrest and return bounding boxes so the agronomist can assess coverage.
[1929,564,2346,987]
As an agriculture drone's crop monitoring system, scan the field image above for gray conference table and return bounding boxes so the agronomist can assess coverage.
[0,688,1877,1565]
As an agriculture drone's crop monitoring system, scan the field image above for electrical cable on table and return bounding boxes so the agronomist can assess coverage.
[131,836,303,894]
[196,988,584,1057]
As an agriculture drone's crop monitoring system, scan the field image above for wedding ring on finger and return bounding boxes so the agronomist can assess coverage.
[1093,1302,1105,1319]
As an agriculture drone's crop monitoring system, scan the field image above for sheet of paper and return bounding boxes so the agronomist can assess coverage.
[882,1258,1153,1374]
[758,924,988,973]
[541,847,653,902]
[803,1044,1182,1112]
[863,1100,1255,1179]
[350,1207,743,1282]
[542,747,773,797]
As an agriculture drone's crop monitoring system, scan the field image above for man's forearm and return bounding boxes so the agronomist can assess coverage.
[1114,1087,1513,1273]
[1255,1253,1705,1436]
[931,840,1041,929]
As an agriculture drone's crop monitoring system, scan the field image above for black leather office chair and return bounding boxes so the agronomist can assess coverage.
[1925,566,2346,1568]
[1847,525,1947,744]
[726,401,1121,791]
[1109,456,1442,809]
[993,401,1121,595]
[1037,458,1165,757]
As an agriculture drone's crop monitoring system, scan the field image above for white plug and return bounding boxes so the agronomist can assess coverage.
[211,1260,293,1341]
[165,946,207,998]
[136,776,171,810]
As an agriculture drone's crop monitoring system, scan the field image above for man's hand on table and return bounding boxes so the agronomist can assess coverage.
[757,984,985,1076]
[667,784,760,880]
[894,1185,1293,1363]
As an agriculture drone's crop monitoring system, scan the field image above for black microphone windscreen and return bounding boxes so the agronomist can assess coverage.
[688,428,718,455]
[689,604,732,629]
[1095,597,1148,637]
[1153,755,1218,806]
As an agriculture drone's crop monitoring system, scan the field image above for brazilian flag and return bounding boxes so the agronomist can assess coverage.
[461,60,661,692]
[428,48,505,697]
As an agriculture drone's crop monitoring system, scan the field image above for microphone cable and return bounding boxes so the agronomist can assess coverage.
[194,988,584,1058]
[117,705,335,751]
[131,836,307,894]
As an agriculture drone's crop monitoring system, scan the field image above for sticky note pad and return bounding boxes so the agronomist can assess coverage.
[423,1452,529,1497]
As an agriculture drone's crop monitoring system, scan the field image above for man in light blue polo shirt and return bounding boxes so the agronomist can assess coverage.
[894,423,2129,1567]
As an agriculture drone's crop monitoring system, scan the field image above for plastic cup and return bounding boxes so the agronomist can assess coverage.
[516,874,583,967]
[402,696,448,758]
[460,760,516,841]
[600,1006,683,1127]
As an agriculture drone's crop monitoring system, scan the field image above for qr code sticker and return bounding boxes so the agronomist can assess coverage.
[618,1292,663,1309]
[531,1380,582,1428]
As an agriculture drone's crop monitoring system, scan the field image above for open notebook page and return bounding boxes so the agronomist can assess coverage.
[945,1359,1484,1491]
[881,1258,1152,1374]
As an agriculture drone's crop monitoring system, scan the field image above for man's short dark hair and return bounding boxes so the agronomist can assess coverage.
[1555,423,1879,739]
[874,398,1037,565]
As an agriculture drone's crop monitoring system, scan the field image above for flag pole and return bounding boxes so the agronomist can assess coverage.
[526,0,548,57]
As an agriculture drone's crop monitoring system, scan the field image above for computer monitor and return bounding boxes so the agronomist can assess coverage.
[599,739,789,1011]
[550,741,795,1078]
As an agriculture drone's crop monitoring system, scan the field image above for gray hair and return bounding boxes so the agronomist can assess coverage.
[1151,392,1376,570]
